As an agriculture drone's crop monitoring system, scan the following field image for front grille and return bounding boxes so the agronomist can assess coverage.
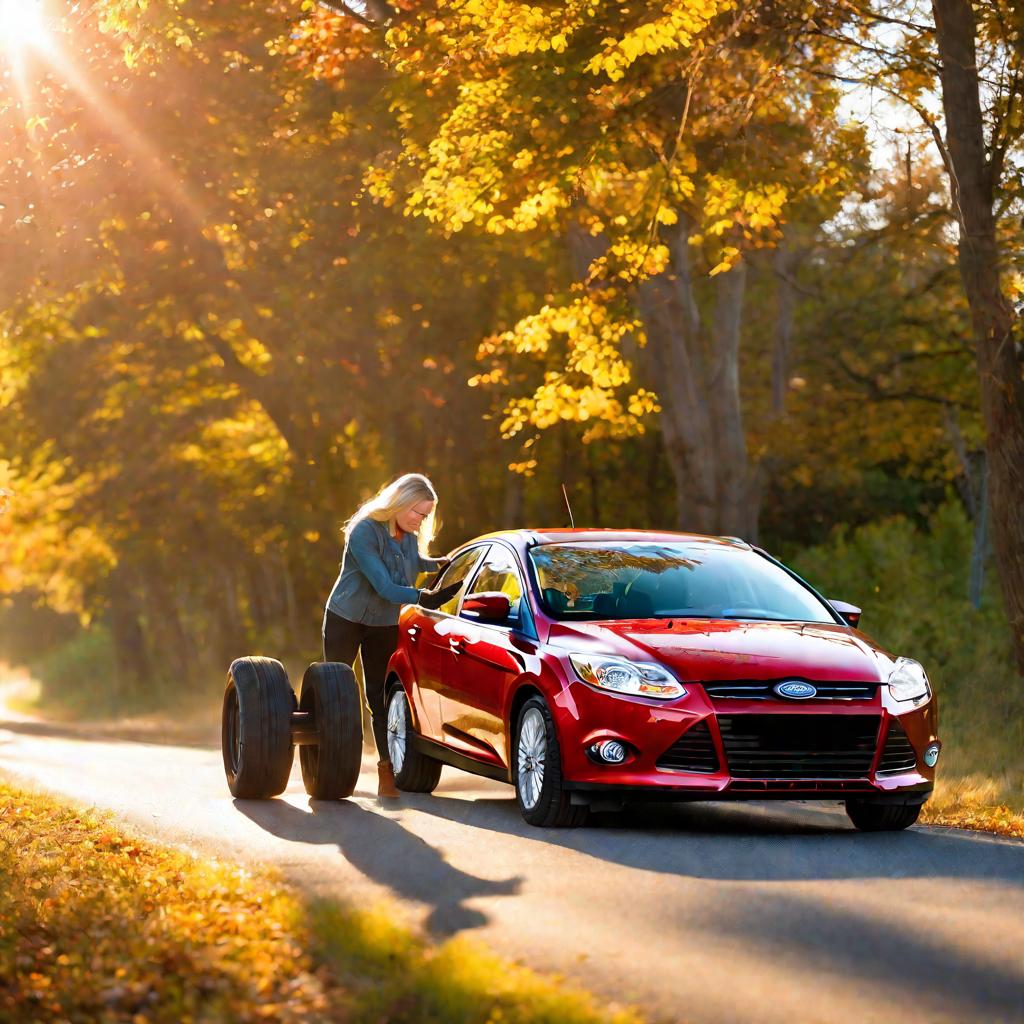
[876,719,917,774]
[656,720,720,773]
[703,681,878,701]
[718,714,881,779]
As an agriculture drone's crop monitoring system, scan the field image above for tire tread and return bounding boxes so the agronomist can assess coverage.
[389,685,443,793]
[515,696,587,828]
[299,662,363,800]
[845,799,922,832]
[222,656,295,800]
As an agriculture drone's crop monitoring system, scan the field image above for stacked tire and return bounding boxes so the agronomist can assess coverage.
[221,656,362,800]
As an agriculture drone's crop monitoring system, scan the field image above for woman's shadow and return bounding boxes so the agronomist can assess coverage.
[234,795,522,936]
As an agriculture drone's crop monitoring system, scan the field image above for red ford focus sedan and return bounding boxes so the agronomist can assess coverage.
[383,529,939,830]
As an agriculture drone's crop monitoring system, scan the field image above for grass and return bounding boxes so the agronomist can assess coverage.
[0,780,642,1024]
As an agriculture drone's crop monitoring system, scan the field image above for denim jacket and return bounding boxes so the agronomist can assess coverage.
[325,517,445,626]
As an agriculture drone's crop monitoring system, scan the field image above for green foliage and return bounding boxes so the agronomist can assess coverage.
[25,626,121,717]
[790,502,1024,811]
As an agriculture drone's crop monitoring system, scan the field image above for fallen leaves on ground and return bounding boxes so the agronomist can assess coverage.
[0,781,643,1024]
[0,783,342,1022]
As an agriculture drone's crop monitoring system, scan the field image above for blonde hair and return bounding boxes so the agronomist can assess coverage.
[344,473,439,556]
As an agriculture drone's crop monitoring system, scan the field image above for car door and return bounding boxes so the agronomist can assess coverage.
[439,544,529,768]
[413,545,487,740]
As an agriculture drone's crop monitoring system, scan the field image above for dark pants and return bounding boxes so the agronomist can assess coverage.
[322,610,399,760]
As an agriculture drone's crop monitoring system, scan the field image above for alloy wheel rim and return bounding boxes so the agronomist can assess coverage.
[517,708,546,810]
[387,691,407,774]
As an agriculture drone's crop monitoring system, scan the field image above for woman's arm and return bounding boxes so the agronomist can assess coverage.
[349,520,420,605]
[417,553,449,573]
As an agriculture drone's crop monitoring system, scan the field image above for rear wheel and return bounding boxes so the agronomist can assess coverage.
[387,685,442,793]
[222,657,295,799]
[299,662,363,800]
[514,696,588,828]
[845,798,922,832]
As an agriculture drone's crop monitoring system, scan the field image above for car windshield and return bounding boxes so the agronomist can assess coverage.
[528,542,836,623]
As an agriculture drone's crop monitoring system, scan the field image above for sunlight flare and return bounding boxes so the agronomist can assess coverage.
[0,0,49,55]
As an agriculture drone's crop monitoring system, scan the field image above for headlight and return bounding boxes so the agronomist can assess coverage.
[569,653,686,700]
[887,657,931,702]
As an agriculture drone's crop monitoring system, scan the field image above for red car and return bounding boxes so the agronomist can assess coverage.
[382,529,939,830]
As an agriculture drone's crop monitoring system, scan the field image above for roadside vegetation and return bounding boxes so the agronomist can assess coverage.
[6,500,1022,839]
[0,3,1020,842]
[0,781,641,1024]
[790,503,1024,837]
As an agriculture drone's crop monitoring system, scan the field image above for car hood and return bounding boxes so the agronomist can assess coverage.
[546,618,893,683]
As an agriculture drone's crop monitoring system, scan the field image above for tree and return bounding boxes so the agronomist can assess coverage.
[287,1,866,536]
[820,0,1024,670]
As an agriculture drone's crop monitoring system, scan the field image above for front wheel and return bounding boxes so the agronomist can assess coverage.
[845,798,922,832]
[387,685,442,793]
[514,696,587,828]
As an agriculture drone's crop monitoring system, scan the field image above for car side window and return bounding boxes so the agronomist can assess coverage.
[434,547,485,615]
[465,548,523,624]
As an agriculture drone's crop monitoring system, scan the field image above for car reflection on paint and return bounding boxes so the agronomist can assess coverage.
[383,529,939,830]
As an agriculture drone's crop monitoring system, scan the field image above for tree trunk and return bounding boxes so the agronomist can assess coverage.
[636,220,756,537]
[709,261,753,536]
[636,227,716,532]
[771,243,799,420]
[932,0,1024,673]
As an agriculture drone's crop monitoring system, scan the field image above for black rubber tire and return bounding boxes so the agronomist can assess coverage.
[845,799,923,832]
[387,685,443,793]
[222,657,295,799]
[513,696,588,828]
[299,662,363,800]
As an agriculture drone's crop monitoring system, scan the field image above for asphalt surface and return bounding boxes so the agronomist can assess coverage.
[1,718,1022,1024]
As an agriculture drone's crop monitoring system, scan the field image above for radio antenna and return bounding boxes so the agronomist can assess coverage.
[561,482,575,528]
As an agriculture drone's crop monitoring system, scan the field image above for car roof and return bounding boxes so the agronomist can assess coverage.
[464,528,752,550]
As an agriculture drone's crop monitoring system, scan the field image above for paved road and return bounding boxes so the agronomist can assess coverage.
[1,719,1022,1024]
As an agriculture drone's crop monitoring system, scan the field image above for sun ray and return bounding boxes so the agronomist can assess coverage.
[10,8,212,239]
[0,0,51,59]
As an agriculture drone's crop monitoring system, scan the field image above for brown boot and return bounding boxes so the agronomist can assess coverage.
[377,759,400,799]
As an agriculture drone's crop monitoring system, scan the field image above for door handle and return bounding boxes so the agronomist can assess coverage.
[449,637,466,653]
[408,625,420,642]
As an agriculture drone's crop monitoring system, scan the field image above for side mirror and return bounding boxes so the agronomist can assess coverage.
[461,591,512,623]
[830,599,862,629]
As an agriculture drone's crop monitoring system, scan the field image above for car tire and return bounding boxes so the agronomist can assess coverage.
[298,662,363,800]
[222,656,295,799]
[386,685,442,792]
[514,696,588,828]
[845,798,922,832]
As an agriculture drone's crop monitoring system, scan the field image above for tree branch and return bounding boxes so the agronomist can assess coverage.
[314,1,377,28]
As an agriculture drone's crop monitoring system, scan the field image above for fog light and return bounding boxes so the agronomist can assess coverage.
[923,743,940,768]
[590,740,627,764]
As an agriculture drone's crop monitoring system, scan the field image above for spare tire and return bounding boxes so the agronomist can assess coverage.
[222,657,295,799]
[299,662,363,800]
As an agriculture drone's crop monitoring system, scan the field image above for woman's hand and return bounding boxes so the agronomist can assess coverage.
[418,580,462,610]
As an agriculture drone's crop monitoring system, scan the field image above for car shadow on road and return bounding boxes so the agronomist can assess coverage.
[407,791,1024,1020]
[402,787,1024,886]
[233,796,523,937]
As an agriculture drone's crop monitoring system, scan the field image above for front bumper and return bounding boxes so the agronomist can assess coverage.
[552,677,939,802]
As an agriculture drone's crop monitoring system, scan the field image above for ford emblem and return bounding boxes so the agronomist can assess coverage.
[775,680,817,699]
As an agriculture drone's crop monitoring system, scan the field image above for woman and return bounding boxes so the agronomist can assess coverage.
[321,473,461,798]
